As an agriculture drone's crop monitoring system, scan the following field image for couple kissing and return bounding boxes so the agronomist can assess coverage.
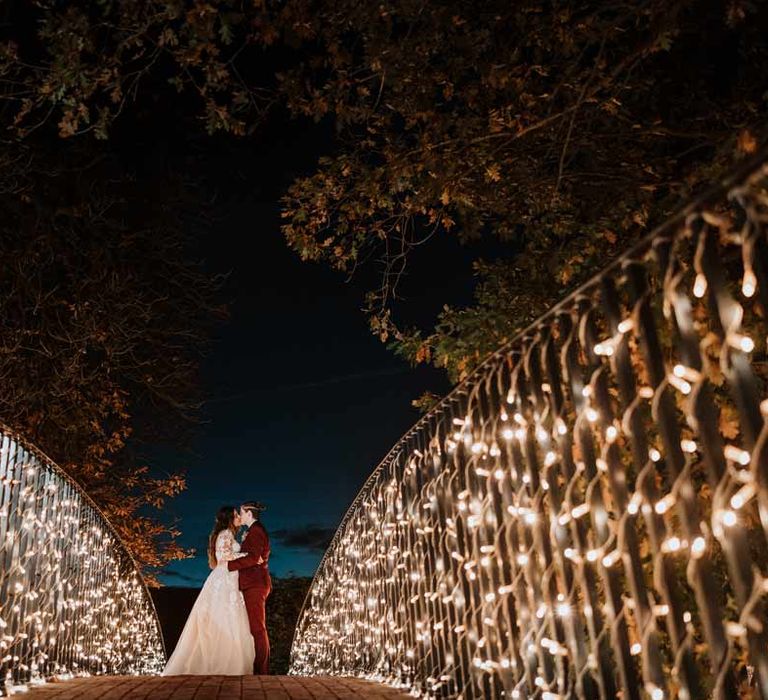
[162,501,272,676]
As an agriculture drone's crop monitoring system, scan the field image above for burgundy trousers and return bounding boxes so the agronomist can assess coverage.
[242,585,270,674]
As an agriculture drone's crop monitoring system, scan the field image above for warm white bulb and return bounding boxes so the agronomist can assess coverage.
[742,269,757,298]
[693,273,707,298]
[691,536,706,557]
[739,335,755,353]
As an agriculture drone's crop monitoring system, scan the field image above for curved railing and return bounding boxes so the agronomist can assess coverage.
[290,148,768,699]
[0,423,165,694]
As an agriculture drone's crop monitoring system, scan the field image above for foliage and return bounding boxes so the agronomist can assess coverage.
[4,0,767,388]
[0,0,277,139]
[0,139,224,584]
[275,0,768,381]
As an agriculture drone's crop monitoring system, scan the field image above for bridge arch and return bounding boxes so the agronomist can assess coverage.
[290,152,768,699]
[0,423,165,694]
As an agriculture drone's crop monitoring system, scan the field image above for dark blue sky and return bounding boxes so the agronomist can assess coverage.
[154,122,474,586]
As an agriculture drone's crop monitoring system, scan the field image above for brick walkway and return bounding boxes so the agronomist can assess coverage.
[18,675,412,699]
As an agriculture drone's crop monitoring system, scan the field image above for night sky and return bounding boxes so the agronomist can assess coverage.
[149,112,480,586]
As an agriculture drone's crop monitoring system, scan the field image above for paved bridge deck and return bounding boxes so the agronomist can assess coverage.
[18,675,411,700]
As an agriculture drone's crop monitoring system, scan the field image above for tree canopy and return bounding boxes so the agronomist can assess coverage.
[0,134,224,582]
[4,1,766,384]
[276,0,767,383]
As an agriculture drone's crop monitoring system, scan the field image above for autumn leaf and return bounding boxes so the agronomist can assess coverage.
[736,129,757,155]
[719,403,741,440]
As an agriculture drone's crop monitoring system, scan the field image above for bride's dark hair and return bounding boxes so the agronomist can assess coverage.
[208,505,237,569]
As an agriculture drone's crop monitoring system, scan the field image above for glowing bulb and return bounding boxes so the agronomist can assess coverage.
[594,342,613,357]
[662,536,682,553]
[669,375,691,394]
[680,439,697,453]
[571,503,590,519]
[721,510,737,527]
[691,536,706,557]
[730,334,755,353]
[693,273,707,298]
[724,445,751,466]
[730,483,755,510]
[742,269,757,297]
[654,496,673,515]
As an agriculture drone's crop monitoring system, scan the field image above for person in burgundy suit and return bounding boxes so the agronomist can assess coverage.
[227,501,272,674]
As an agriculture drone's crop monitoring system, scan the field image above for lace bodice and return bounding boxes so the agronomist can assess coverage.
[215,530,242,567]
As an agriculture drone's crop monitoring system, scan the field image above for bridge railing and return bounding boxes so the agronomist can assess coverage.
[290,148,768,700]
[0,423,165,695]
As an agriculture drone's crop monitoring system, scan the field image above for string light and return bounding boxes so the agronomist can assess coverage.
[289,171,768,700]
[0,430,164,692]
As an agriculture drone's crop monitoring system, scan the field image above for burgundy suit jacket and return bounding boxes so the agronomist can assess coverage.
[228,522,271,591]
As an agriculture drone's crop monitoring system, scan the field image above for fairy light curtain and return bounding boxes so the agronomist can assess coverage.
[290,152,768,699]
[0,425,165,694]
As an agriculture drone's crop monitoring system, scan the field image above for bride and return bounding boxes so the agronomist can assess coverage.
[162,506,255,675]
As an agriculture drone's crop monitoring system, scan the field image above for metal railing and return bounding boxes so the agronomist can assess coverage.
[289,149,768,699]
[0,423,165,695]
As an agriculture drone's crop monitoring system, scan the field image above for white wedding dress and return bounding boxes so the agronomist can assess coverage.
[162,530,255,675]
